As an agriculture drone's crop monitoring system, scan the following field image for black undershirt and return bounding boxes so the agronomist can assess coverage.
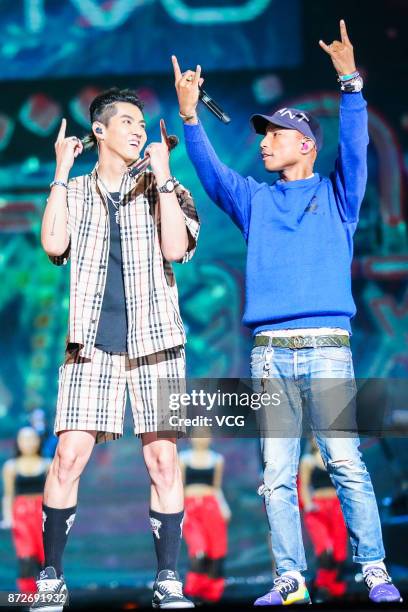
[95,193,128,353]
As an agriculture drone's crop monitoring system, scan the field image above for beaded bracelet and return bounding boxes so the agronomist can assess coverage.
[338,71,360,82]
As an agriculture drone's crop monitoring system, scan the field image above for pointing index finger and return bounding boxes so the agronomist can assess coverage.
[171,55,182,81]
[56,118,66,142]
[340,19,350,44]
[160,118,169,146]
[193,65,202,86]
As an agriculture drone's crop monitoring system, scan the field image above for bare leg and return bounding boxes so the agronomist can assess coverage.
[44,430,96,508]
[142,433,183,512]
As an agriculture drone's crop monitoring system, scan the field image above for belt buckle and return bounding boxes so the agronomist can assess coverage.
[293,335,305,349]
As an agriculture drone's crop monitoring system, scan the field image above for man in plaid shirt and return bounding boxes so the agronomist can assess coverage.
[32,88,200,610]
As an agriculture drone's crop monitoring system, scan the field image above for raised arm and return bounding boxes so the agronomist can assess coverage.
[213,456,232,521]
[172,56,253,238]
[41,119,83,258]
[1,460,15,529]
[145,119,190,262]
[320,20,368,224]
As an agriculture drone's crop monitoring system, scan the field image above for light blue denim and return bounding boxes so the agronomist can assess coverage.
[251,339,385,575]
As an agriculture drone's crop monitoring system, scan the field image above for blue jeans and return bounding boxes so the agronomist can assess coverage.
[251,340,385,575]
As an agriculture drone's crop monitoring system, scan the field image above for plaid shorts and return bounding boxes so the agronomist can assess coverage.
[54,345,185,443]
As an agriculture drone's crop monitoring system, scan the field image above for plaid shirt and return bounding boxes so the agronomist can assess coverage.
[51,165,200,359]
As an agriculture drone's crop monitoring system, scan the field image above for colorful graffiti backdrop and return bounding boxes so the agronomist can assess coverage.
[0,0,300,78]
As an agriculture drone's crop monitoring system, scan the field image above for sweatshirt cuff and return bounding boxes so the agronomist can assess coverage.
[183,119,206,143]
[340,91,367,110]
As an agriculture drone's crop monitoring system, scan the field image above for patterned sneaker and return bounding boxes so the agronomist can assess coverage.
[254,575,311,606]
[152,570,194,609]
[29,567,68,612]
[364,566,402,603]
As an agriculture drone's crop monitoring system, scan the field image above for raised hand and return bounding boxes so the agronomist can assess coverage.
[171,55,204,118]
[54,118,83,174]
[319,19,357,77]
[159,118,172,151]
[144,119,172,181]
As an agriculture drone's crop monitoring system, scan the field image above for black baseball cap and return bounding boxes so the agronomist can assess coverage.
[250,107,323,151]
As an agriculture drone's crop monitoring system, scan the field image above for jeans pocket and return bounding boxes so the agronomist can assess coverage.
[250,346,266,375]
[317,346,352,363]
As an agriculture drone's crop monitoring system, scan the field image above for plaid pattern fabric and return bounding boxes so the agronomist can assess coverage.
[51,165,200,359]
[55,345,186,443]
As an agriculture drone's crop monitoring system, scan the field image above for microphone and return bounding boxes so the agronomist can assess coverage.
[128,134,179,178]
[199,86,231,124]
[165,134,179,149]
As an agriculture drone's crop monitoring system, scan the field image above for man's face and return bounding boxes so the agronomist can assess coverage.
[100,102,147,163]
[260,124,309,172]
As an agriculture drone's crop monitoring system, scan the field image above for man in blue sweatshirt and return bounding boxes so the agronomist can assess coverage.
[171,19,402,607]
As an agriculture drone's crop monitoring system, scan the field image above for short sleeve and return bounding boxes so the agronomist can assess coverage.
[175,183,200,264]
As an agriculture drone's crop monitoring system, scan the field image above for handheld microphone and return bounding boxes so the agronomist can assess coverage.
[199,86,231,124]
[128,134,179,178]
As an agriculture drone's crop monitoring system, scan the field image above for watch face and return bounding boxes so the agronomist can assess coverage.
[166,180,175,190]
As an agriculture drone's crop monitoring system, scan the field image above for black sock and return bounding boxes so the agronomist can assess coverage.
[42,504,77,576]
[149,509,184,574]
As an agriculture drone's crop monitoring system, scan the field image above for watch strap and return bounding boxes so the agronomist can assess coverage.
[157,177,179,193]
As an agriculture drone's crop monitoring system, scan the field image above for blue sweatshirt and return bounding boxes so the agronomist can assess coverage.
[184,92,368,335]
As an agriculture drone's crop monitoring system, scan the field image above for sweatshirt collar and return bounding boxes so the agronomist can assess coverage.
[275,173,320,191]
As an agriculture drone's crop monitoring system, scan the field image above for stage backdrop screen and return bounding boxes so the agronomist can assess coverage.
[1,0,301,79]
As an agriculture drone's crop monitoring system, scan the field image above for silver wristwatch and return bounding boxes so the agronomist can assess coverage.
[158,177,179,193]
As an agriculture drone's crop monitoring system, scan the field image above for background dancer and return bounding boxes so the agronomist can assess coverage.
[299,439,348,600]
[180,433,230,603]
[2,427,50,593]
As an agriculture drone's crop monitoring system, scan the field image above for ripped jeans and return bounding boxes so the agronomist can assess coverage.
[251,340,385,574]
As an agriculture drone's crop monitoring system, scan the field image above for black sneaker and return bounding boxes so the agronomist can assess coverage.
[29,567,68,612]
[152,570,194,609]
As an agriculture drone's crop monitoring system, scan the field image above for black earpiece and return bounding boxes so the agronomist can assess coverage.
[95,127,103,134]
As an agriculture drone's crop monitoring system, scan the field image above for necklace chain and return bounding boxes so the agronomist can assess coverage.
[98,176,121,207]
[97,176,122,224]
[108,193,121,207]
[106,192,121,225]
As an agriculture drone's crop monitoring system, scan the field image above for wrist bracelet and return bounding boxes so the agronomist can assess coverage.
[50,180,68,189]
[338,71,359,82]
[179,111,197,121]
[339,75,364,93]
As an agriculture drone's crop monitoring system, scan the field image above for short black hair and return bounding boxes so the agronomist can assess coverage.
[83,87,144,150]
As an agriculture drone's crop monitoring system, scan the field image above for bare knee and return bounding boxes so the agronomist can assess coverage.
[52,434,94,486]
[145,446,179,490]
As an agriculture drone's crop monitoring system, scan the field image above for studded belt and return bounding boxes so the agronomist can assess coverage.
[254,335,350,350]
